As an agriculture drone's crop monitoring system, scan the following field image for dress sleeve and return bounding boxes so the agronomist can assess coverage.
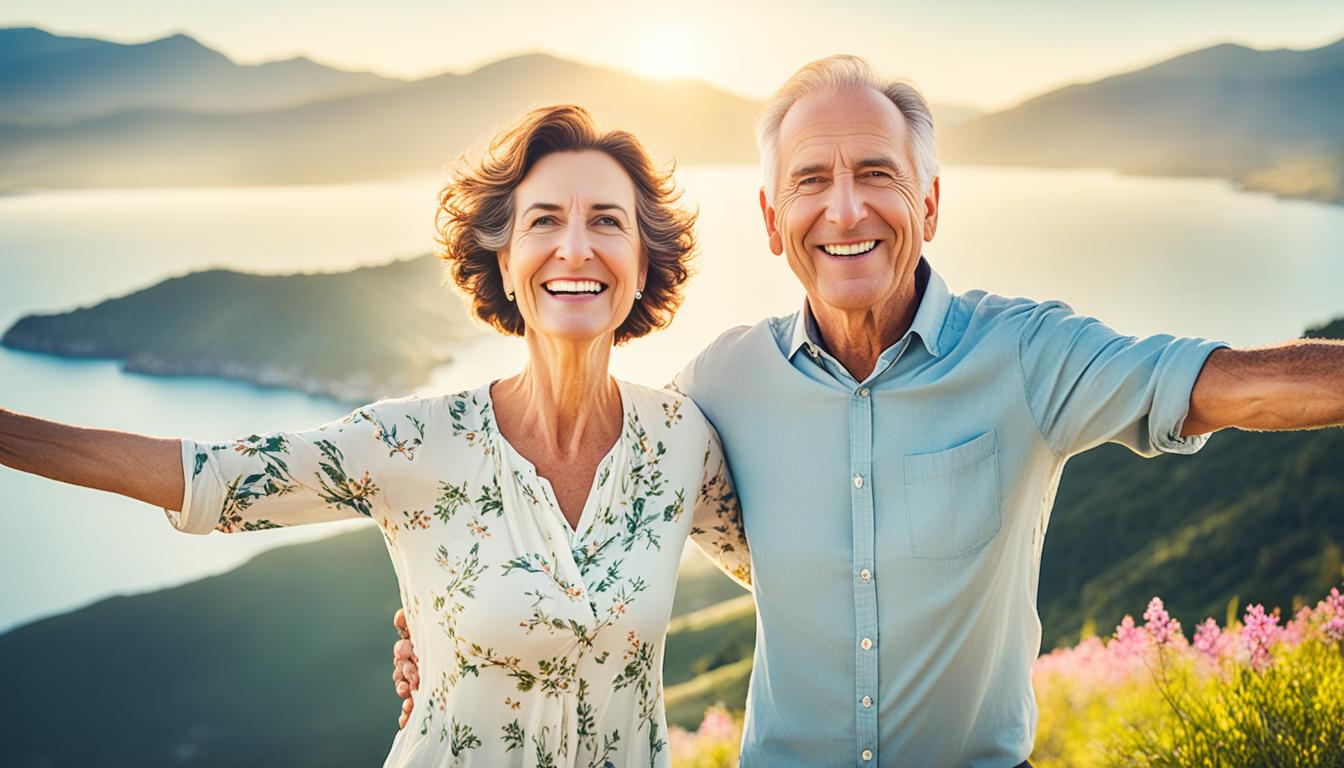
[163,398,422,535]
[688,421,752,589]
[1017,300,1229,458]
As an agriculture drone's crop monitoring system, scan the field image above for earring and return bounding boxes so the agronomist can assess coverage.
[634,288,643,300]
[505,288,515,301]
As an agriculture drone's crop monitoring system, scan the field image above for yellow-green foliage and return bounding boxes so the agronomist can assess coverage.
[1034,588,1344,767]
[669,705,744,768]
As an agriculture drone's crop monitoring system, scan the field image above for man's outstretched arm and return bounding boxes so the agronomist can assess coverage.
[1183,342,1344,436]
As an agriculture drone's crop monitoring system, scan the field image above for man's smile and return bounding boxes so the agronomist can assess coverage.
[817,239,880,258]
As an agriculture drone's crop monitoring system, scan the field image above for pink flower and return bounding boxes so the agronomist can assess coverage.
[1241,603,1282,670]
[1142,597,1184,647]
[1113,615,1148,659]
[698,706,737,742]
[1192,618,1223,660]
[1318,587,1344,645]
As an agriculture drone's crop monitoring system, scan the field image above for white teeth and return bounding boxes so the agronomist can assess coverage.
[821,240,877,256]
[544,279,605,294]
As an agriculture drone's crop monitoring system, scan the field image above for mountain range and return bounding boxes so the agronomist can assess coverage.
[940,38,1344,203]
[0,27,405,123]
[8,26,1341,203]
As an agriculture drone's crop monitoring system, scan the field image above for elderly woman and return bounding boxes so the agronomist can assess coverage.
[0,104,750,767]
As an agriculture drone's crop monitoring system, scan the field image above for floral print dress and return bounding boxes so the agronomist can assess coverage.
[163,379,751,768]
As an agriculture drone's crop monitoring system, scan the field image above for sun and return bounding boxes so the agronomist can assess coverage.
[632,19,703,81]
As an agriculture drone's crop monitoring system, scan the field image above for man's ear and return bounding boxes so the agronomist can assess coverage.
[922,176,941,242]
[759,187,784,256]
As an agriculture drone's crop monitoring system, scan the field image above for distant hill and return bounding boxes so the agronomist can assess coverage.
[0,28,988,191]
[0,27,405,123]
[942,37,1344,204]
[0,528,746,767]
[0,48,762,190]
[0,254,480,404]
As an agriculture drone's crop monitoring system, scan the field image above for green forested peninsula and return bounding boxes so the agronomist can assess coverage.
[1,254,479,404]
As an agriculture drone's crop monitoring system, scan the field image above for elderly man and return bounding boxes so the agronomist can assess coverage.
[394,55,1344,766]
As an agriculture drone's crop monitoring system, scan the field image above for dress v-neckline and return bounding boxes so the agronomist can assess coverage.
[483,379,628,539]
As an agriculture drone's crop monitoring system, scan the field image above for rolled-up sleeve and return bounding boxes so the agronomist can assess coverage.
[1017,300,1229,458]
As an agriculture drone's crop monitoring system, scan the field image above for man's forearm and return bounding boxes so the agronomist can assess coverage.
[1184,342,1344,434]
[0,407,184,510]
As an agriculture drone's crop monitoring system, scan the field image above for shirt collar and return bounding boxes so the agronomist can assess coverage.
[788,256,951,361]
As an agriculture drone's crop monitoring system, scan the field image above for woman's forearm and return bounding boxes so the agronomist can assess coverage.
[0,407,184,511]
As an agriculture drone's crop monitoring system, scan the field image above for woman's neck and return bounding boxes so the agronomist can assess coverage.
[492,331,621,459]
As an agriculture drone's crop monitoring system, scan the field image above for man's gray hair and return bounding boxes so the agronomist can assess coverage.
[756,55,939,203]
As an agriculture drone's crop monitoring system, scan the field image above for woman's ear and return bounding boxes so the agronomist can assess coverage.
[496,249,513,296]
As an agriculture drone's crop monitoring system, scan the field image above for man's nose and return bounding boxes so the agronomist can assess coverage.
[825,176,868,230]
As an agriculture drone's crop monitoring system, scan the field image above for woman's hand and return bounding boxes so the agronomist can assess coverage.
[392,608,419,730]
[0,406,184,510]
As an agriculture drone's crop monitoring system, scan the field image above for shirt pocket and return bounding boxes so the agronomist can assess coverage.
[903,429,1002,560]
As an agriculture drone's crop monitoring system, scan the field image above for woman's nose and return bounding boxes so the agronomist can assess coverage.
[554,220,593,263]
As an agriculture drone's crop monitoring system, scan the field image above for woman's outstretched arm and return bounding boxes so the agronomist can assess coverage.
[0,406,184,511]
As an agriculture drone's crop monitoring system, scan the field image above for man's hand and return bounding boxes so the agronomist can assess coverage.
[392,608,420,730]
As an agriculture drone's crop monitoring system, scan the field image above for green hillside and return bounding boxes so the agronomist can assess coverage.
[1038,315,1344,647]
[1,254,479,404]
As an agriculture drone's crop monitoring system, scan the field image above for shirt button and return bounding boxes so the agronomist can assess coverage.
[861,695,873,708]
[857,387,870,397]
[861,749,873,761]
[859,568,872,583]
[853,474,864,489]
[861,637,874,650]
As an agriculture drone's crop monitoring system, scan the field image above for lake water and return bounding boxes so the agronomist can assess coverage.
[3,165,1343,633]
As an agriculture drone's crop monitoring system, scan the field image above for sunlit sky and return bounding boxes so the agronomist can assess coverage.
[2,0,1342,109]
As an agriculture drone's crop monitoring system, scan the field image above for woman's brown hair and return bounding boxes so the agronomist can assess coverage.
[435,105,697,344]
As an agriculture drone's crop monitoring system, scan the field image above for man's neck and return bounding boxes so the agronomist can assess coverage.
[809,267,925,381]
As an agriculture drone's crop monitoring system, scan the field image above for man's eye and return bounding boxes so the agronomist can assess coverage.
[864,170,893,179]
[799,177,822,186]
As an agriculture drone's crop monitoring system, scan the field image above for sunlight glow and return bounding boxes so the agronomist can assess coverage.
[630,17,704,81]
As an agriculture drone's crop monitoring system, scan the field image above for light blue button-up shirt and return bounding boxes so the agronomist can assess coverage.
[674,258,1228,767]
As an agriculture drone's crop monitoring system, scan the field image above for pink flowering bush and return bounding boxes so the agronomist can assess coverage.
[1033,585,1344,767]
[668,704,743,768]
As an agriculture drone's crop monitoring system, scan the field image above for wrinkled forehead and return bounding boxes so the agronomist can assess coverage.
[777,88,913,172]
[514,150,637,210]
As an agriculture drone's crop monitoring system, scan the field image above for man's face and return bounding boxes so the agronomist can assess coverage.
[761,87,939,316]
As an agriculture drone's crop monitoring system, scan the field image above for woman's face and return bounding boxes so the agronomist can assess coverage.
[499,150,645,345]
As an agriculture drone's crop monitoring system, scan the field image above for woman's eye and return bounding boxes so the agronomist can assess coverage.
[531,215,557,226]
[595,215,621,227]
